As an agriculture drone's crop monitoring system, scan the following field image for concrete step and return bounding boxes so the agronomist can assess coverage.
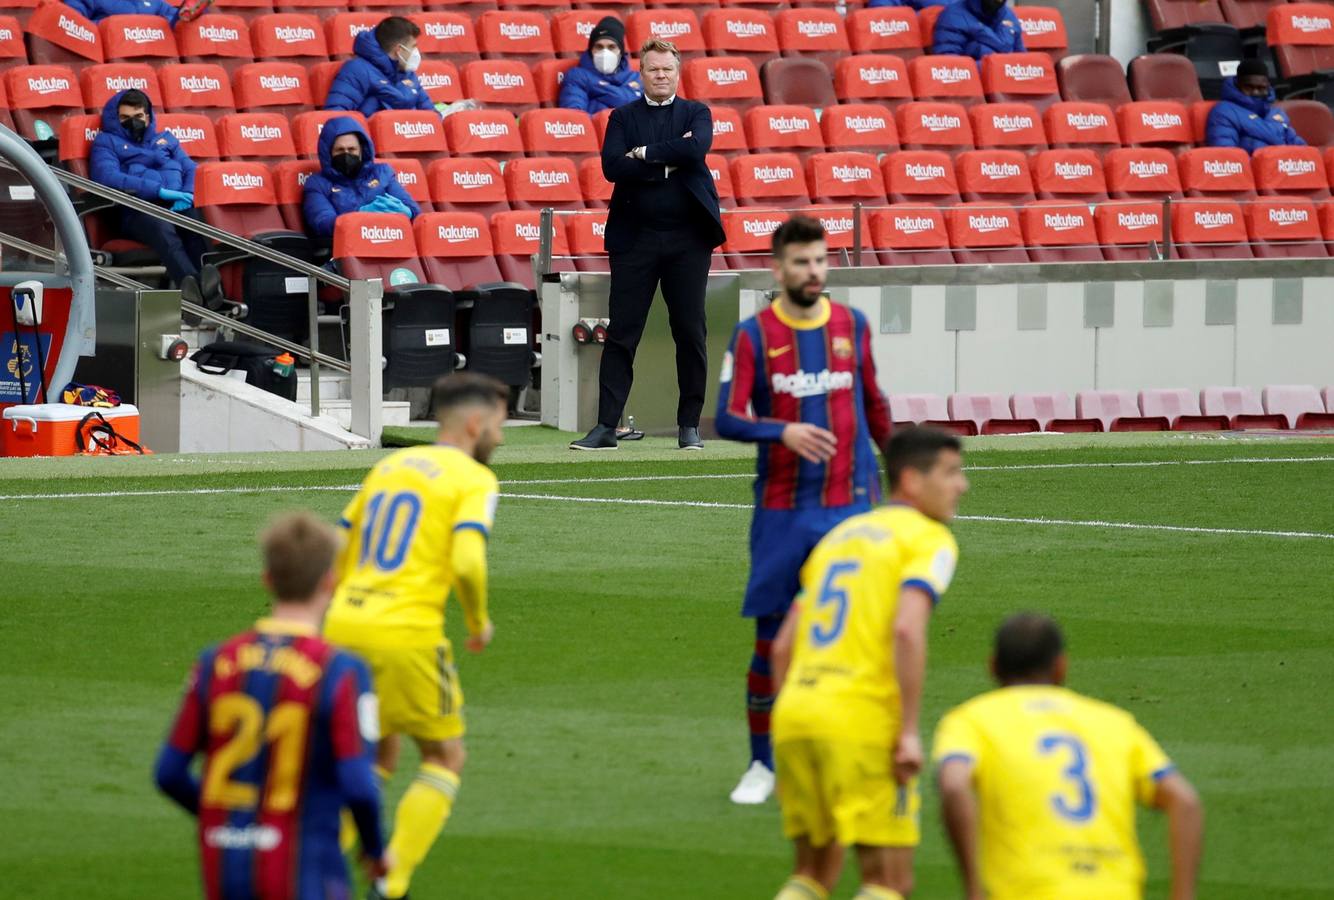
[296,371,351,402]
[316,398,412,431]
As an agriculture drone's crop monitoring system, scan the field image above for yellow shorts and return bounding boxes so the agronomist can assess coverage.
[775,739,920,848]
[345,641,465,742]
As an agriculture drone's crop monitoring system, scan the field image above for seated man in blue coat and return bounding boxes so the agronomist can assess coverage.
[1206,59,1306,154]
[302,116,420,241]
[933,0,1025,59]
[325,16,434,118]
[559,16,644,115]
[89,90,224,310]
[64,0,211,25]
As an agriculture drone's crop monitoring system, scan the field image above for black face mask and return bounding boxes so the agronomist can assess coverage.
[981,0,1006,15]
[331,153,362,177]
[123,118,148,142]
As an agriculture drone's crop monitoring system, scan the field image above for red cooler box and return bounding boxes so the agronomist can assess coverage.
[2,403,141,457]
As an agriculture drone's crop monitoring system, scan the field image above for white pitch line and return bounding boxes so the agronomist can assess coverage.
[0,484,362,501]
[502,491,750,510]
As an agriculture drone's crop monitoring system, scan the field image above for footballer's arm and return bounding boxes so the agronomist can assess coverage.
[892,586,933,784]
[452,527,493,653]
[937,758,983,900]
[1154,770,1204,900]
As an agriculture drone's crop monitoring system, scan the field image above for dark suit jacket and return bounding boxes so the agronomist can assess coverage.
[601,97,726,255]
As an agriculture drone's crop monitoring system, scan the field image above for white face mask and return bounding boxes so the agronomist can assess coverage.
[401,47,421,72]
[593,48,620,76]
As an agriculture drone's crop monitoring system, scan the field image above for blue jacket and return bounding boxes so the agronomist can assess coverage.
[1206,77,1306,154]
[932,0,1025,59]
[301,116,420,240]
[558,50,644,116]
[869,0,953,9]
[89,90,195,201]
[64,0,180,24]
[324,31,434,118]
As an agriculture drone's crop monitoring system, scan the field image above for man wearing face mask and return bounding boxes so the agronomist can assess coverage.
[325,16,435,119]
[932,0,1025,60]
[89,89,225,310]
[559,16,644,116]
[1206,59,1305,153]
[302,116,420,241]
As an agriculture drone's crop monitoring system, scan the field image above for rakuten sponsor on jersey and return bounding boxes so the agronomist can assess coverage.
[205,825,281,851]
[771,370,854,399]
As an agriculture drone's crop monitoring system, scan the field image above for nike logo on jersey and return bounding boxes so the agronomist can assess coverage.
[768,345,792,358]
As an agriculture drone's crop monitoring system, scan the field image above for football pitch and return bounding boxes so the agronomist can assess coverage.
[3,428,1333,899]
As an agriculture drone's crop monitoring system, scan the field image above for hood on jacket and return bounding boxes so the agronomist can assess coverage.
[317,115,376,180]
[965,0,1008,23]
[101,89,157,143]
[1220,76,1275,116]
[353,29,401,79]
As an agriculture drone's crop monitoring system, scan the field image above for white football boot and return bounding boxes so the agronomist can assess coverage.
[729,761,775,804]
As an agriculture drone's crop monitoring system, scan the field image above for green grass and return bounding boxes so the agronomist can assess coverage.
[3,430,1333,898]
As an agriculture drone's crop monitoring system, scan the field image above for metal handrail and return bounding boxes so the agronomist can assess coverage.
[182,300,352,374]
[0,227,146,290]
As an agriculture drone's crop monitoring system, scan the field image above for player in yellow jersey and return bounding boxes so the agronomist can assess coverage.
[769,427,968,900]
[934,613,1204,900]
[324,372,508,900]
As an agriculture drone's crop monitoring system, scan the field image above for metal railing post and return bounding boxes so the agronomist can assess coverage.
[349,277,383,445]
[853,202,863,267]
[307,277,321,418]
[537,207,554,285]
[1161,196,1173,261]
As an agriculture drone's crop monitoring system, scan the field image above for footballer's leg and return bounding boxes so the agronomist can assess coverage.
[853,846,913,900]
[733,610,783,803]
[377,738,464,899]
[775,837,843,899]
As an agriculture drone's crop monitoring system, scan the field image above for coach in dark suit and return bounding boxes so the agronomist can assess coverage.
[570,38,726,452]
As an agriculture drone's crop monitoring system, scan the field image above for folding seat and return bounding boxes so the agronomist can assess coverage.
[0,15,26,74]
[443,109,524,161]
[1218,0,1271,32]
[1031,149,1107,202]
[761,57,836,108]
[887,393,963,433]
[832,54,911,112]
[774,8,848,72]
[955,149,1035,204]
[415,211,505,288]
[1021,200,1104,263]
[702,9,780,69]
[490,209,574,289]
[160,64,236,123]
[969,102,1047,153]
[178,14,256,77]
[79,63,160,113]
[0,0,35,28]
[731,152,809,210]
[918,6,945,49]
[681,56,763,114]
[333,211,427,284]
[291,109,367,159]
[579,156,613,209]
[0,77,12,134]
[948,393,1040,435]
[1010,392,1101,433]
[706,153,736,209]
[564,209,611,273]
[532,58,575,108]
[1320,199,1334,253]
[156,113,221,161]
[232,62,312,118]
[1178,146,1256,200]
[794,204,872,267]
[721,207,788,270]
[1056,54,1131,108]
[370,110,450,165]
[744,105,824,161]
[462,59,539,116]
[1278,100,1334,148]
[6,65,83,142]
[1127,53,1203,106]
[324,13,381,60]
[214,0,275,21]
[1200,385,1288,429]
[551,10,603,56]
[946,202,1030,264]
[99,15,178,65]
[709,106,750,158]
[591,108,613,143]
[1075,390,1168,432]
[1261,384,1334,429]
[1145,0,1227,32]
[895,102,975,157]
[476,10,553,65]
[272,0,340,14]
[57,114,101,178]
[412,63,462,108]
[1094,200,1167,261]
[1136,388,1228,431]
[846,6,923,61]
[24,3,103,74]
[430,0,496,18]
[806,151,887,206]
[504,156,583,212]
[870,205,955,267]
[429,157,510,219]
[1044,101,1121,155]
[909,55,983,108]
[627,9,707,61]
[250,14,328,66]
[1117,101,1192,152]
[981,52,1060,114]
[822,103,899,156]
[1267,3,1334,80]
[1170,198,1252,259]
[217,111,297,163]
[1188,100,1215,144]
[1252,146,1329,199]
[883,150,961,205]
[379,157,433,214]
[1013,6,1069,63]
[273,158,320,232]
[409,13,480,69]
[520,108,599,162]
[1244,196,1327,258]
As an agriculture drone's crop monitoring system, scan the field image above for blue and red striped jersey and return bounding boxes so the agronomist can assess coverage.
[155,619,383,900]
[716,299,892,510]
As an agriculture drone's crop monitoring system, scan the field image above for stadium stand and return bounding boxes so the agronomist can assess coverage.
[761,57,837,107]
[1105,147,1183,199]
[414,211,505,286]
[909,54,983,107]
[871,204,954,266]
[823,102,899,155]
[833,54,912,111]
[1021,200,1104,262]
[1252,145,1330,199]
[896,101,974,155]
[970,102,1047,153]
[1172,198,1252,259]
[1137,388,1230,431]
[955,149,1035,205]
[1245,196,1328,258]
[807,151,886,205]
[846,6,923,61]
[948,393,1041,435]
[1200,385,1289,429]
[775,8,849,72]
[1261,384,1334,429]
[981,52,1059,113]
[1077,390,1169,432]
[1031,149,1108,202]
[25,3,103,74]
[744,104,823,160]
[1279,99,1334,148]
[702,8,780,69]
[1009,392,1101,432]
[1013,6,1068,62]
[946,202,1029,265]
[1178,146,1257,200]
[888,393,965,433]
[1057,54,1132,108]
[682,55,763,113]
[1044,101,1121,154]
[504,156,582,212]
[428,156,509,218]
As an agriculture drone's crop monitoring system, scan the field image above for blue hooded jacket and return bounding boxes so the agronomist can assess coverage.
[89,90,195,201]
[301,116,420,240]
[869,0,952,9]
[325,30,434,118]
[64,0,181,24]
[1206,77,1306,154]
[933,0,1025,59]
[559,50,643,115]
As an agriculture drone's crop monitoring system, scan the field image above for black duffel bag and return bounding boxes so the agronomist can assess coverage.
[191,340,297,402]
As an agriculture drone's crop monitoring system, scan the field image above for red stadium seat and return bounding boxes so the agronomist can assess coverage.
[0,78,12,133]
[334,212,427,286]
[532,58,575,108]
[1278,99,1334,148]
[895,102,975,156]
[846,6,923,61]
[1170,198,1252,260]
[731,152,810,207]
[1014,6,1068,62]
[946,202,1030,264]
[1128,53,1202,106]
[57,113,101,177]
[1044,101,1120,154]
[291,109,367,158]
[490,209,573,288]
[551,10,603,56]
[822,103,899,156]
[833,54,912,111]
[579,156,613,209]
[232,62,312,118]
[981,52,1059,113]
[25,3,102,72]
[370,110,450,164]
[0,15,26,71]
[178,14,255,76]
[520,108,599,160]
[948,393,1040,435]
[251,14,327,65]
[1117,101,1192,152]
[721,207,787,270]
[744,105,824,159]
[883,150,960,204]
[158,113,220,161]
[504,156,583,211]
[1010,392,1100,433]
[1177,146,1256,200]
[428,156,510,218]
[706,153,737,210]
[1075,390,1167,432]
[918,5,945,48]
[795,204,871,267]
[213,0,275,20]
[273,158,319,232]
[0,0,35,28]
[682,55,763,113]
[1244,196,1327,258]
[908,54,983,107]
[1144,0,1226,32]
[969,102,1047,153]
[217,111,296,162]
[887,393,962,432]
[761,57,836,107]
[1218,0,1273,31]
[775,8,849,71]
[1252,145,1330,199]
[324,13,380,60]
[79,63,160,113]
[1267,3,1334,79]
[99,15,177,63]
[1031,149,1107,202]
[1021,200,1104,262]
[415,211,505,287]
[1188,100,1215,144]
[382,158,434,213]
[564,210,611,273]
[627,9,706,61]
[1261,384,1334,429]
[160,64,236,123]
[1056,54,1131,108]
[409,13,480,68]
[443,109,523,160]
[462,59,539,115]
[702,9,779,69]
[871,205,955,266]
[955,150,1035,204]
[806,151,887,205]
[1200,385,1288,430]
[1095,200,1167,261]
[192,162,292,239]
[709,105,749,158]
[1104,148,1183,199]
[1136,388,1229,431]
[6,65,83,141]
[476,10,553,64]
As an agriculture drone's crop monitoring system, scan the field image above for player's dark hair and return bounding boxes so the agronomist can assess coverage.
[994,613,1066,683]
[261,512,338,603]
[375,16,420,53]
[431,372,508,419]
[118,89,150,112]
[884,426,962,491]
[771,215,826,258]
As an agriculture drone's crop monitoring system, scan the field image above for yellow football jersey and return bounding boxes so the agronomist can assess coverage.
[932,685,1174,900]
[325,444,498,648]
[773,504,959,746]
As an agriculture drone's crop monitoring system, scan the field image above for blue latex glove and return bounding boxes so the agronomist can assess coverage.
[159,187,193,205]
[358,196,389,213]
[170,198,192,213]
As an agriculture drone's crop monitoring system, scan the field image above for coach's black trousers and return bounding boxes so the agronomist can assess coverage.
[597,226,713,429]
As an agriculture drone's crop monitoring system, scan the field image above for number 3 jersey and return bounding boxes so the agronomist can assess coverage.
[326,445,499,648]
[932,686,1174,900]
[773,504,959,747]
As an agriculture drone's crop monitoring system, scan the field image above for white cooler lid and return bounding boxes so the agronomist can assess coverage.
[3,403,140,423]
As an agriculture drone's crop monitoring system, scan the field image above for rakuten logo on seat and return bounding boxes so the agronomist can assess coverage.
[1003,63,1046,81]
[240,125,283,142]
[1117,210,1159,230]
[424,21,465,40]
[362,224,405,243]
[1290,14,1333,34]
[930,66,973,85]
[751,165,795,184]
[513,222,541,241]
[1064,111,1109,131]
[467,121,510,139]
[895,215,937,234]
[259,74,302,93]
[870,19,910,38]
[28,76,71,95]
[859,66,901,85]
[179,75,222,93]
[171,127,207,143]
[1021,18,1058,36]
[1128,160,1169,178]
[197,25,239,42]
[104,76,150,92]
[1193,210,1234,229]
[706,68,750,86]
[1054,161,1094,180]
[482,72,526,90]
[725,20,768,38]
[1140,111,1183,130]
[651,21,693,39]
[122,26,166,44]
[817,214,854,235]
[1202,159,1244,178]
[771,369,854,398]
[980,161,1021,179]
[714,118,737,134]
[991,114,1033,133]
[968,214,1010,233]
[544,120,587,139]
[274,26,316,43]
[1277,157,1318,176]
[742,216,784,236]
[920,113,961,132]
[498,22,541,40]
[418,71,454,90]
[393,120,438,139]
[528,169,570,188]
[831,164,873,182]
[592,219,606,238]
[1043,212,1086,231]
[396,170,419,186]
[222,172,265,190]
[844,115,887,133]
[768,115,810,134]
[59,15,96,43]
[1268,206,1309,226]
[796,20,837,38]
[904,163,947,181]
[437,224,481,242]
[453,170,494,188]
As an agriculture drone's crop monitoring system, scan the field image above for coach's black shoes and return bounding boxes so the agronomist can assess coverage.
[570,424,618,451]
[679,426,704,451]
